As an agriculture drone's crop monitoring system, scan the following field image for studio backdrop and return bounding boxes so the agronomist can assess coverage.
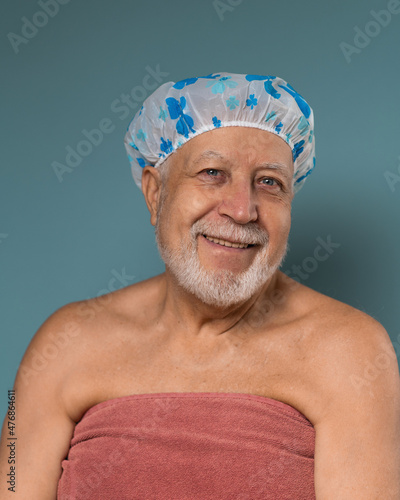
[1,0,400,418]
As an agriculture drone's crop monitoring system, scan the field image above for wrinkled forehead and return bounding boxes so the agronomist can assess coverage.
[169,126,294,176]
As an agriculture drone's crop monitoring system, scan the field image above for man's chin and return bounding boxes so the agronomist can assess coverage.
[157,234,287,309]
[170,262,277,309]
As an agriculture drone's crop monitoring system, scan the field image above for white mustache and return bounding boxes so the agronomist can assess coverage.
[191,219,269,246]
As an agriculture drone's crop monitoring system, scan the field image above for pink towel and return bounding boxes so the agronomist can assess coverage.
[57,392,315,499]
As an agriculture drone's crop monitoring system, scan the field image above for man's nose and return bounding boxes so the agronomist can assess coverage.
[217,180,258,224]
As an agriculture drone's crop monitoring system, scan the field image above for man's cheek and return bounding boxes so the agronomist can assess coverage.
[281,212,292,237]
[264,207,291,234]
[186,191,215,217]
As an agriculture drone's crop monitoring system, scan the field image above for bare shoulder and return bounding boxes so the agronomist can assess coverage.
[71,274,162,325]
[0,302,90,498]
[18,275,162,415]
[289,279,400,426]
[300,282,397,364]
[16,300,87,391]
[282,272,394,344]
[1,281,160,499]
[289,286,400,497]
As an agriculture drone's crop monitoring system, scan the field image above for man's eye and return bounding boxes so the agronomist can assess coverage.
[204,169,219,176]
[260,177,280,187]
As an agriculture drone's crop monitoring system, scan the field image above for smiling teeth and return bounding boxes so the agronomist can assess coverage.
[204,235,249,249]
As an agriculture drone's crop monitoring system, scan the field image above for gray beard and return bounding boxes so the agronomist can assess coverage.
[155,216,288,308]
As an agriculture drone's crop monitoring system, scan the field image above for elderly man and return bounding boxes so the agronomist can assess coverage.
[1,73,399,499]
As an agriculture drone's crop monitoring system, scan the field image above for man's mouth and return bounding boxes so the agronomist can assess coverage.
[202,234,254,249]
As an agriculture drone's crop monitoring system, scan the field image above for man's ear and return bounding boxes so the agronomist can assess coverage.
[141,166,162,226]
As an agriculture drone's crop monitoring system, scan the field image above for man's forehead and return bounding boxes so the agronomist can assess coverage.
[189,149,292,171]
[179,128,294,174]
[186,149,226,168]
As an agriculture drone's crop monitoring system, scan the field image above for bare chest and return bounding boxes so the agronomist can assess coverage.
[65,321,319,425]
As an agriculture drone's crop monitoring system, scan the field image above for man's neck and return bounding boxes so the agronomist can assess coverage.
[154,270,282,342]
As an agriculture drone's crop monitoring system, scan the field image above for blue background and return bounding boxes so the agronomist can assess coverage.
[1,0,400,419]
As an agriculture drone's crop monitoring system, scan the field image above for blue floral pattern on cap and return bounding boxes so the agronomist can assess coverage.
[158,106,168,122]
[293,140,305,161]
[212,116,222,128]
[137,129,147,141]
[160,137,173,155]
[129,140,138,151]
[166,97,195,138]
[226,96,240,110]
[173,74,219,89]
[246,94,258,109]
[124,72,315,193]
[246,75,281,100]
[206,76,238,94]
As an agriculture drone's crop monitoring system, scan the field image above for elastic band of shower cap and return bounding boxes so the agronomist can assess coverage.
[124,72,315,193]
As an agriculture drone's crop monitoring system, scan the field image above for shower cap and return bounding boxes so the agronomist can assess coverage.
[124,72,315,193]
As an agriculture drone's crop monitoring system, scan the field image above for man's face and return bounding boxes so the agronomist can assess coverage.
[152,126,294,308]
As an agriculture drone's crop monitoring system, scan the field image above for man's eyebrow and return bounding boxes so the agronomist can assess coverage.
[191,150,226,167]
[255,162,292,178]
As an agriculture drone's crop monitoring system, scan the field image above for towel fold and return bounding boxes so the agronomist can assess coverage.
[57,392,315,499]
